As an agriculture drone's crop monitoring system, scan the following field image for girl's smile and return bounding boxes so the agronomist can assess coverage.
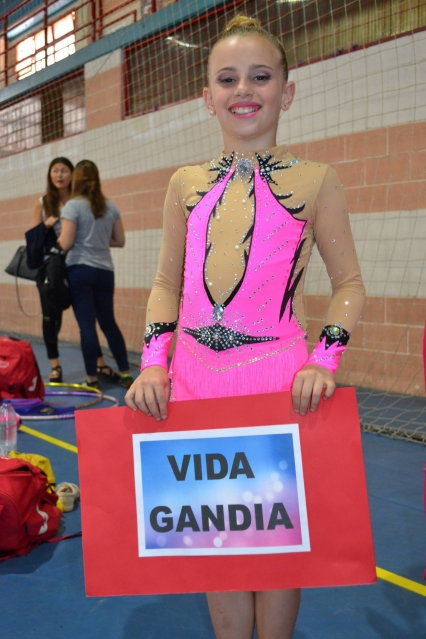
[229,102,261,117]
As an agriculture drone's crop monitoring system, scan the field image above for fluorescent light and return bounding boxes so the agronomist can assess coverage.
[165,36,200,49]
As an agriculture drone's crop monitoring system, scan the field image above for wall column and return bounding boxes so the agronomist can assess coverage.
[85,49,123,130]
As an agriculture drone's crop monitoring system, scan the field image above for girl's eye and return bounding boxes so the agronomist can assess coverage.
[253,74,270,82]
[218,77,235,84]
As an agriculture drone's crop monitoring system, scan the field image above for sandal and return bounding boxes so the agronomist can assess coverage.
[84,379,100,390]
[56,482,80,512]
[96,365,120,383]
[48,365,62,383]
[119,373,133,389]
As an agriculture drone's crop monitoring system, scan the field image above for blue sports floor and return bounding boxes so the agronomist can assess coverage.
[1,342,425,639]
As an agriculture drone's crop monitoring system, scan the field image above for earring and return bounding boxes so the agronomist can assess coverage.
[209,108,215,115]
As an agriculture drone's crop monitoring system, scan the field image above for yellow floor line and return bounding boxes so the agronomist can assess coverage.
[376,567,426,597]
[19,424,78,453]
[20,424,426,598]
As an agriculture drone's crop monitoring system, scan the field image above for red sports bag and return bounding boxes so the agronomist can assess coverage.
[0,457,62,560]
[0,337,44,400]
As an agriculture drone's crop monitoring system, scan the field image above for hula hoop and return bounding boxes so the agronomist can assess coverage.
[45,391,100,396]
[44,382,103,410]
[45,382,103,394]
[44,391,103,407]
[15,383,120,420]
[17,395,119,420]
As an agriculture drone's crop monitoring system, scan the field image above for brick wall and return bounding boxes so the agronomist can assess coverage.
[0,36,424,395]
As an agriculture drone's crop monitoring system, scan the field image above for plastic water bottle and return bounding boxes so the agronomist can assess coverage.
[0,401,18,456]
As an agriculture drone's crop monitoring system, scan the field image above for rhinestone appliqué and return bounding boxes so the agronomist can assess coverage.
[320,323,351,348]
[235,158,254,179]
[213,304,225,322]
[182,324,278,352]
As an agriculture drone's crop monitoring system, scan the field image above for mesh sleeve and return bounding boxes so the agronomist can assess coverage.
[141,170,187,370]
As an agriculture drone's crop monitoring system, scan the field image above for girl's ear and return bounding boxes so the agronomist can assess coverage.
[203,87,216,116]
[281,81,296,112]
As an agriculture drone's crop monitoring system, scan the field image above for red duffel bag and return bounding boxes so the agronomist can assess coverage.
[0,457,62,561]
[0,336,44,400]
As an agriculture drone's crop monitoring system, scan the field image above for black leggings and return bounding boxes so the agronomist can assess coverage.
[38,282,62,360]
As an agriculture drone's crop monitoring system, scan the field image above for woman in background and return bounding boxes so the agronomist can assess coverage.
[58,160,132,389]
[30,157,113,383]
[30,157,73,382]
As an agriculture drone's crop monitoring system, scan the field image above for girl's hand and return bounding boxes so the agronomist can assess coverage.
[44,216,57,228]
[291,364,336,416]
[125,366,170,421]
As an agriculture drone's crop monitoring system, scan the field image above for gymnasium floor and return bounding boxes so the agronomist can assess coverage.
[1,342,425,639]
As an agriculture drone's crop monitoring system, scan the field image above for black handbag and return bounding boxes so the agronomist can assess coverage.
[5,246,40,282]
[37,250,71,311]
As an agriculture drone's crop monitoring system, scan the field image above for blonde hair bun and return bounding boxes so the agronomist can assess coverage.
[213,14,288,81]
[224,15,262,33]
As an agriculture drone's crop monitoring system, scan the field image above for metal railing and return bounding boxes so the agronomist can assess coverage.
[1,0,176,87]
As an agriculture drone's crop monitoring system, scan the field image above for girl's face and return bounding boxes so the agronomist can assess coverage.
[50,163,72,190]
[203,36,295,152]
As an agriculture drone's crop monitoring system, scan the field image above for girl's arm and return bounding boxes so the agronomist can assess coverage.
[125,171,187,420]
[292,166,365,415]
[31,200,44,228]
[110,216,125,247]
[31,199,58,228]
[58,218,77,252]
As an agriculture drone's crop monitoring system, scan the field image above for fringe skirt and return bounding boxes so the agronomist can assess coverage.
[169,336,308,402]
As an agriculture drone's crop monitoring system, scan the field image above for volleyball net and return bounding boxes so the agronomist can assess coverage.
[0,0,425,441]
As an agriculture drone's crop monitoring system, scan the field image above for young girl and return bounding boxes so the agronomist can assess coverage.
[125,16,365,639]
[58,160,133,389]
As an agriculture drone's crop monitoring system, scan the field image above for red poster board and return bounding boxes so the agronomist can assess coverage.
[75,387,376,596]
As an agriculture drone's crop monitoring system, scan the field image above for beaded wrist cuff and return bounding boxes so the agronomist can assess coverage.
[306,324,350,374]
[144,321,178,347]
[140,321,177,372]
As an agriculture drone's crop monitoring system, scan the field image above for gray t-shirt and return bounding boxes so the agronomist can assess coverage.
[61,198,120,270]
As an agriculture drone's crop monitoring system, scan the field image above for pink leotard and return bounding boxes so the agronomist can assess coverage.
[141,145,365,401]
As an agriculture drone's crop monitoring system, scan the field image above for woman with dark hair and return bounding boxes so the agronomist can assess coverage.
[30,157,109,383]
[30,157,73,382]
[58,160,132,389]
